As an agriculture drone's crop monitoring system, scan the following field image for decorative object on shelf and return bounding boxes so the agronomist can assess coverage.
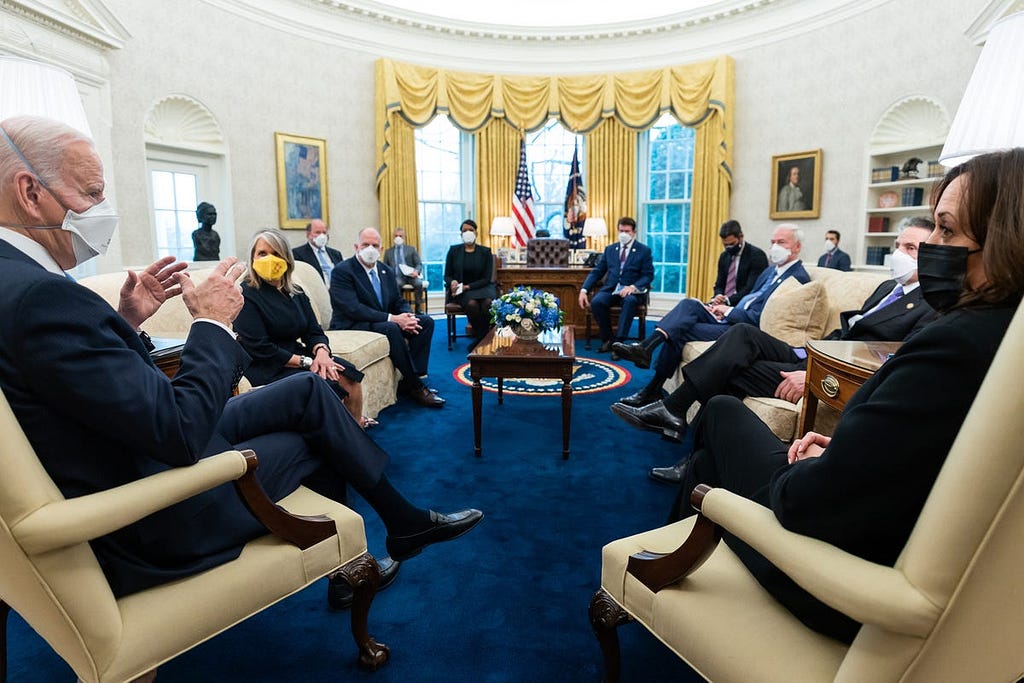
[770,149,822,219]
[490,286,564,341]
[900,156,923,179]
[940,11,1024,167]
[878,191,900,209]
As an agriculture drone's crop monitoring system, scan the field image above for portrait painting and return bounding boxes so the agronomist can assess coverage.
[275,132,328,229]
[770,149,822,219]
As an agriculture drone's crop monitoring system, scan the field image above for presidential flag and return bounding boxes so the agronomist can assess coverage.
[563,144,587,249]
[511,138,536,247]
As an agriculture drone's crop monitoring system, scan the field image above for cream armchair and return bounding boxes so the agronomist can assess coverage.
[591,300,1024,682]
[0,388,389,683]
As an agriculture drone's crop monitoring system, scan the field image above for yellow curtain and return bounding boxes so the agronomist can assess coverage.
[374,85,420,249]
[375,55,734,295]
[586,118,637,246]
[474,119,521,249]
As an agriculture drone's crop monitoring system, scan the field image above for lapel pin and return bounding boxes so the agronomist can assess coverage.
[906,303,914,309]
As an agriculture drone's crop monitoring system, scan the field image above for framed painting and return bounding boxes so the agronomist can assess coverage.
[770,149,822,219]
[275,132,328,229]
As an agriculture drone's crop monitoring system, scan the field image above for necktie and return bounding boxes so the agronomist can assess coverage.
[724,256,738,298]
[619,245,628,266]
[825,252,833,267]
[738,271,777,310]
[370,267,383,307]
[863,285,904,318]
[397,245,404,266]
[316,248,332,281]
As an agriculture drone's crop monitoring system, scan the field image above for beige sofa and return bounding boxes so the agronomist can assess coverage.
[663,265,889,441]
[78,260,399,418]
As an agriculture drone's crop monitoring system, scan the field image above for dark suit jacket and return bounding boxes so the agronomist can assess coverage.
[582,241,655,294]
[724,261,810,327]
[738,304,1016,641]
[0,241,253,593]
[443,244,498,300]
[329,256,410,330]
[383,243,422,274]
[713,243,768,302]
[833,281,936,342]
[293,242,343,279]
[817,248,852,271]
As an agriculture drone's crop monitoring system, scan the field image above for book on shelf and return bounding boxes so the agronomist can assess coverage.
[866,246,891,266]
[927,160,944,178]
[901,186,924,207]
[871,166,901,182]
[867,216,890,233]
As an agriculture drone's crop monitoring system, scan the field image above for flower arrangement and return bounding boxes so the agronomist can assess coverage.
[489,286,564,338]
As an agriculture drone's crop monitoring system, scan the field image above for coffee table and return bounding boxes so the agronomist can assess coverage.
[467,326,575,459]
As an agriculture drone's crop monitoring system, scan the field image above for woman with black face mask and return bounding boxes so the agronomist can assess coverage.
[663,148,1024,644]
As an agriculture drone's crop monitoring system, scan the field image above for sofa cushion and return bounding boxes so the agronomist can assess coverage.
[803,265,889,334]
[760,279,830,347]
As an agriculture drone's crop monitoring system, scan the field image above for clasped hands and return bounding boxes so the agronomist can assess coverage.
[118,255,245,329]
[788,431,830,464]
[389,311,422,334]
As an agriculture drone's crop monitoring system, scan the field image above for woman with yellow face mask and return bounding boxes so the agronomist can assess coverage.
[235,228,376,428]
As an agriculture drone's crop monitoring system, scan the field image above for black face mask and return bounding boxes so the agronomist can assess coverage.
[916,242,976,312]
[724,243,741,256]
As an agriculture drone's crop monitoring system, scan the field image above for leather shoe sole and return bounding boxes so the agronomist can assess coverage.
[410,386,446,408]
[619,388,661,407]
[610,401,684,442]
[386,509,484,561]
[327,555,401,611]
[648,463,688,486]
[611,341,651,369]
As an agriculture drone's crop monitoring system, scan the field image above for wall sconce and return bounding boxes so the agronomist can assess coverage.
[490,216,515,249]
[582,217,607,251]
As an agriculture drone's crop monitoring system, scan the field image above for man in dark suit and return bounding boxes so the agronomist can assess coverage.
[817,229,852,271]
[613,225,810,406]
[710,220,768,305]
[293,219,344,284]
[621,220,936,483]
[329,227,444,408]
[577,216,655,352]
[0,115,480,598]
[382,226,425,313]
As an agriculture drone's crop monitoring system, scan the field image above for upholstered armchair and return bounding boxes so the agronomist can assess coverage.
[526,238,570,267]
[0,388,389,683]
[591,300,1024,682]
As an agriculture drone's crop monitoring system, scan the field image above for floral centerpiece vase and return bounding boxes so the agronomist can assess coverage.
[490,286,564,342]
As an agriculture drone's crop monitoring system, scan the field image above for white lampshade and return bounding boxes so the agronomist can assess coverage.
[582,217,607,237]
[490,216,515,236]
[0,57,91,136]
[940,11,1024,167]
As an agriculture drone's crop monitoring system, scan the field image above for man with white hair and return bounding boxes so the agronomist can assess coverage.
[0,115,480,600]
[613,224,810,412]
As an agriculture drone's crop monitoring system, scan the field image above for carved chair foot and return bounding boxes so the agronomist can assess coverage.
[589,588,632,683]
[332,553,391,669]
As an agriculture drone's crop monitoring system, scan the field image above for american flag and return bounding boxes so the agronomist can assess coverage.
[511,138,535,247]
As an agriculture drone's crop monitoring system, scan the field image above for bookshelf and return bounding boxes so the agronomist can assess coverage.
[861,143,943,269]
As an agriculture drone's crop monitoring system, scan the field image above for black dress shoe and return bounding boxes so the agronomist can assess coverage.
[611,341,652,369]
[648,462,688,486]
[327,555,401,611]
[619,385,663,407]
[609,400,686,442]
[597,340,613,353]
[386,509,484,561]
[410,386,446,408]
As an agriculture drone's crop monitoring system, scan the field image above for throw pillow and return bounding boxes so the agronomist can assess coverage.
[759,279,830,346]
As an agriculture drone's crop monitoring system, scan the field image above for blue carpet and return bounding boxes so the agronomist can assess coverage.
[6,319,704,682]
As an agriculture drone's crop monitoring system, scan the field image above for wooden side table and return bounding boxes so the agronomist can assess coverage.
[797,340,902,435]
[467,326,575,459]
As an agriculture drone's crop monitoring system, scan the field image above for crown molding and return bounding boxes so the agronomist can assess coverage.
[966,0,1024,43]
[0,0,129,50]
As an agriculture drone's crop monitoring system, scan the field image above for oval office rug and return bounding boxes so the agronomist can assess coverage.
[452,357,631,396]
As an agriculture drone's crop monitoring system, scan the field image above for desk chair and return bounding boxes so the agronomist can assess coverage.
[526,238,570,267]
[0,389,389,682]
[590,300,1024,682]
[446,254,499,350]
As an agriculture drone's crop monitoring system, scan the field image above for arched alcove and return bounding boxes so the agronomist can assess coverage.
[145,94,225,153]
[869,95,949,155]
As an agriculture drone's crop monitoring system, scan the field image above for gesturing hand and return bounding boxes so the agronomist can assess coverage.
[179,257,247,326]
[117,256,188,329]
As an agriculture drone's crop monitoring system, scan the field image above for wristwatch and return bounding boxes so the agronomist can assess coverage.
[299,355,313,370]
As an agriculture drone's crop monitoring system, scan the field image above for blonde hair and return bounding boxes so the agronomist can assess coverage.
[245,228,299,295]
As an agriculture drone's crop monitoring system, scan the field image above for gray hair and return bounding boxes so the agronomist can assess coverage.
[0,115,93,192]
[776,223,804,244]
[897,215,935,232]
[245,228,299,295]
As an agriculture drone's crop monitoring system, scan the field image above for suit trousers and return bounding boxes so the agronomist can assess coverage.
[657,299,730,346]
[681,324,803,402]
[367,314,434,380]
[590,290,643,341]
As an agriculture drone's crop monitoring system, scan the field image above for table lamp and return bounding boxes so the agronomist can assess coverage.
[582,217,607,251]
[939,11,1024,167]
[490,216,515,250]
[0,57,92,136]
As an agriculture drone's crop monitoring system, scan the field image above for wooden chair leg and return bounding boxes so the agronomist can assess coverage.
[585,312,593,349]
[446,314,455,351]
[333,553,390,670]
[1,599,9,683]
[638,313,646,340]
[589,588,632,683]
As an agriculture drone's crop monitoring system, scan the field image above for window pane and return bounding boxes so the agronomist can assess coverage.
[525,120,583,239]
[150,170,198,261]
[151,171,174,209]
